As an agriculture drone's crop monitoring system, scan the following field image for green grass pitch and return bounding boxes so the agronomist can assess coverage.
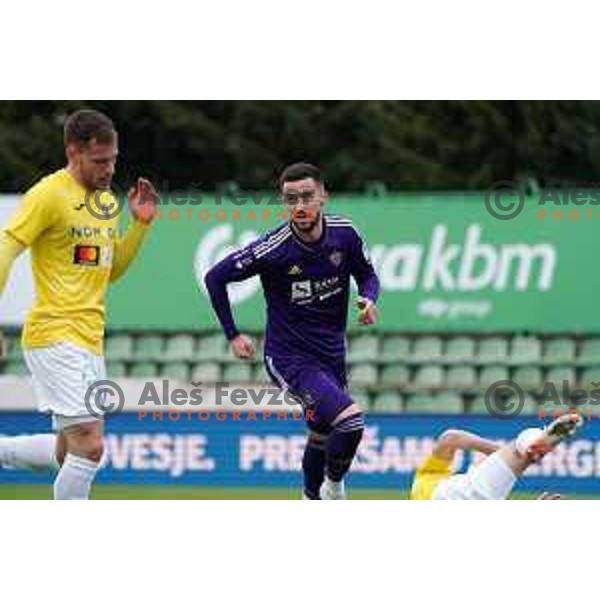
[0,485,595,500]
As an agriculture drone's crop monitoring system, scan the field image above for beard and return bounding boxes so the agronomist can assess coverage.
[292,208,320,231]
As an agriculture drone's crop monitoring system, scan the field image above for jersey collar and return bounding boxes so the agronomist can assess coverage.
[289,216,328,252]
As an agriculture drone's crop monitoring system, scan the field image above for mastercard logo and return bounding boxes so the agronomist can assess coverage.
[74,245,100,266]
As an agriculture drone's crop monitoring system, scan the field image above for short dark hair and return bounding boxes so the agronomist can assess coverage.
[64,109,116,147]
[279,162,324,190]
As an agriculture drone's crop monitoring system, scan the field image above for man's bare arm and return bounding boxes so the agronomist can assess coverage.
[432,429,502,462]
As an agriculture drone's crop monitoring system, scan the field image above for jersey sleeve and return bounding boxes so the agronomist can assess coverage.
[110,219,151,282]
[201,234,272,340]
[4,185,56,246]
[0,232,26,296]
[349,227,380,303]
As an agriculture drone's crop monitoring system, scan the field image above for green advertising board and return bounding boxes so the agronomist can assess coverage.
[106,192,599,333]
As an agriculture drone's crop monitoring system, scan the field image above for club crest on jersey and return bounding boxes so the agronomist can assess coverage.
[234,255,254,270]
[301,391,316,407]
[329,250,343,267]
[288,264,302,276]
[73,245,100,266]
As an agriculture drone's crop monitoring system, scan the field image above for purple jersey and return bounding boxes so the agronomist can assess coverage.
[203,214,380,366]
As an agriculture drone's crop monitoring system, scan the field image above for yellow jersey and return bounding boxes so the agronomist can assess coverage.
[409,454,453,500]
[5,169,124,355]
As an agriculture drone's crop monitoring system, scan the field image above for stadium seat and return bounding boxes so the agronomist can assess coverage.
[477,337,509,364]
[543,337,576,366]
[164,334,196,362]
[252,363,271,384]
[3,360,28,376]
[106,361,127,378]
[372,391,403,413]
[468,394,491,415]
[468,393,518,415]
[405,392,463,414]
[161,363,190,382]
[223,363,253,383]
[196,334,228,361]
[349,364,378,388]
[351,390,372,411]
[520,394,542,415]
[134,335,164,361]
[510,336,542,365]
[446,365,477,389]
[538,387,570,410]
[129,361,158,378]
[444,336,476,363]
[581,367,600,387]
[545,367,576,387]
[105,334,134,361]
[513,366,543,390]
[577,339,600,366]
[251,336,264,359]
[379,335,411,363]
[191,362,221,383]
[347,334,379,363]
[380,364,411,387]
[468,392,537,416]
[478,365,510,389]
[411,336,443,364]
[413,365,444,388]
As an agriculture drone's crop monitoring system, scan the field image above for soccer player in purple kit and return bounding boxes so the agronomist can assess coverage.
[202,163,380,499]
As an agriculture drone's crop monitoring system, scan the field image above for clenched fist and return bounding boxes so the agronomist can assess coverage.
[356,297,378,326]
[230,334,256,360]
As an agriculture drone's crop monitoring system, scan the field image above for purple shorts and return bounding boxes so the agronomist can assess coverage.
[264,355,353,433]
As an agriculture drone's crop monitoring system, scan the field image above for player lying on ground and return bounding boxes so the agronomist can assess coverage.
[0,109,158,499]
[202,163,380,499]
[410,413,583,500]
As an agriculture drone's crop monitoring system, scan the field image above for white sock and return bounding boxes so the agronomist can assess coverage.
[0,434,58,471]
[321,477,346,499]
[324,477,344,492]
[53,453,99,500]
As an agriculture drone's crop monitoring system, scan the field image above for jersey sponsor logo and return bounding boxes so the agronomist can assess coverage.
[70,226,117,240]
[329,250,343,267]
[74,244,100,266]
[314,276,340,293]
[290,276,341,304]
[291,280,312,301]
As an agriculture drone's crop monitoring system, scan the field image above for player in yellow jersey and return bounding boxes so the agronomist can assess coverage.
[0,109,158,499]
[410,413,583,500]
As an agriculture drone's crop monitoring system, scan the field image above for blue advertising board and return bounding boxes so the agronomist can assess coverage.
[1,411,599,494]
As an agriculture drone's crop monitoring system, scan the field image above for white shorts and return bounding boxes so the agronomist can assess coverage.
[432,453,517,500]
[23,341,106,430]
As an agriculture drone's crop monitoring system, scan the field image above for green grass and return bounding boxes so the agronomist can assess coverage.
[2,484,594,500]
[0,484,406,500]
